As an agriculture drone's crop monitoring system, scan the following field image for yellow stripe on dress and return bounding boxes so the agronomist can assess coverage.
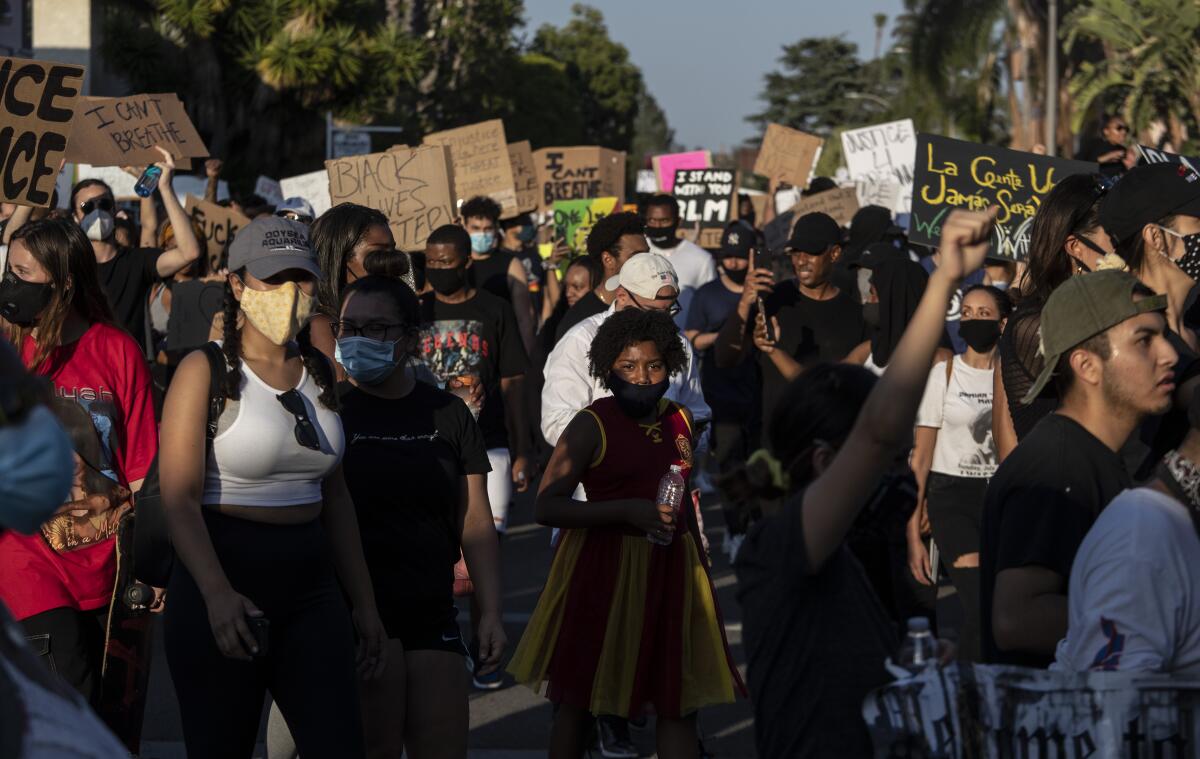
[590,535,652,717]
[679,534,738,716]
[507,528,588,690]
[582,409,607,469]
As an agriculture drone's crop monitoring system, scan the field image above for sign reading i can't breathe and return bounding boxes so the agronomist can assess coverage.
[909,134,1095,261]
[0,56,86,207]
[66,93,209,167]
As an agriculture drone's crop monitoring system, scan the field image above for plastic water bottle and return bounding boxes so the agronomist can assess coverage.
[134,165,162,197]
[647,464,686,546]
[896,617,938,675]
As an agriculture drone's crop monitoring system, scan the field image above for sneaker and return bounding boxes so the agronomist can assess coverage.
[472,664,504,690]
[596,716,638,758]
[628,714,648,731]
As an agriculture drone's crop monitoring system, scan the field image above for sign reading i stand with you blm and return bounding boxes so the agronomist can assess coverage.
[909,134,1096,261]
[672,168,736,249]
[0,56,86,207]
[423,119,518,216]
[66,93,209,168]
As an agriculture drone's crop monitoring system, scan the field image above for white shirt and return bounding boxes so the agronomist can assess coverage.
[540,304,711,447]
[1053,487,1200,676]
[915,355,997,478]
[647,238,717,330]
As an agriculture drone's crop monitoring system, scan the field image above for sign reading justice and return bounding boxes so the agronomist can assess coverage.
[0,56,86,207]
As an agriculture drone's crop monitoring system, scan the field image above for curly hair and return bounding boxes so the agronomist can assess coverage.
[586,211,645,259]
[587,308,687,387]
[460,196,501,224]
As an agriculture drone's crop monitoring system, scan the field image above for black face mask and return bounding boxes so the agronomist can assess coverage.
[608,373,669,419]
[722,262,748,285]
[958,318,1002,353]
[0,271,53,326]
[646,223,680,248]
[862,302,880,330]
[425,266,466,296]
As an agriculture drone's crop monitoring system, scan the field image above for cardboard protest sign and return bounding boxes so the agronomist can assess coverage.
[506,141,539,216]
[909,134,1095,261]
[753,123,823,187]
[673,168,736,249]
[0,56,86,207]
[841,119,916,214]
[553,197,619,255]
[280,170,332,217]
[652,150,711,194]
[185,194,251,273]
[326,146,455,251]
[423,119,517,215]
[66,93,208,167]
[255,175,284,206]
[532,147,626,213]
[791,185,860,227]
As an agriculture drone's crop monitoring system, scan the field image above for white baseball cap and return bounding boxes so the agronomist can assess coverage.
[605,252,679,300]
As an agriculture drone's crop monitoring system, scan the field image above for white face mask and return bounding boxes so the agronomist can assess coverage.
[81,209,114,242]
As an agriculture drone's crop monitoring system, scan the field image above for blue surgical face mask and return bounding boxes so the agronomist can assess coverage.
[517,225,537,244]
[0,405,76,534]
[335,336,402,385]
[470,231,496,254]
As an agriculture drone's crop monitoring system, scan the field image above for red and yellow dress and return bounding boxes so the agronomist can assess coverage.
[508,396,745,719]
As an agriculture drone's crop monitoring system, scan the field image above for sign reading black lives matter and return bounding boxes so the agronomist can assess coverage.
[673,168,736,248]
[909,134,1095,261]
[0,56,86,207]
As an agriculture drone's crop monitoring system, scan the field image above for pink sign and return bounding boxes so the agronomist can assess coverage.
[652,150,711,194]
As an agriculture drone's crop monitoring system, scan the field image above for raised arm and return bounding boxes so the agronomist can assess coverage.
[507,256,536,356]
[714,250,773,368]
[800,208,997,571]
[152,147,202,277]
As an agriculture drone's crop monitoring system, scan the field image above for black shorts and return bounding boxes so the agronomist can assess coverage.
[378,599,468,656]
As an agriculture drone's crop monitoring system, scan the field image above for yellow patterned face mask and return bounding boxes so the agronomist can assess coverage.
[238,279,314,345]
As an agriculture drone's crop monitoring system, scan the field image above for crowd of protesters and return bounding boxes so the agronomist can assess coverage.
[9,108,1200,759]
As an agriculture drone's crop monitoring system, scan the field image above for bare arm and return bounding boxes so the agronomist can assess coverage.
[500,374,530,491]
[153,148,202,277]
[714,252,774,368]
[2,204,33,244]
[800,208,997,571]
[688,329,719,353]
[137,196,158,249]
[508,257,536,356]
[459,472,505,673]
[993,355,1019,462]
[992,565,1069,654]
[843,340,871,365]
[203,159,222,204]
[542,262,561,325]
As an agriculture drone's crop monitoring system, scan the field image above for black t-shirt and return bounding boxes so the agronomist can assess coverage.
[555,290,608,343]
[96,246,163,354]
[418,289,529,450]
[759,281,866,418]
[687,279,758,419]
[469,250,515,302]
[736,491,897,758]
[338,381,491,606]
[980,413,1132,667]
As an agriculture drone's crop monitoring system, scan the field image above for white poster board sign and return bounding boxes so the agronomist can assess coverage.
[280,170,332,217]
[841,118,916,214]
[255,175,284,206]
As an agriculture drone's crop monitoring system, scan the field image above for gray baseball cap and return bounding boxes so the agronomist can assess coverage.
[228,217,320,279]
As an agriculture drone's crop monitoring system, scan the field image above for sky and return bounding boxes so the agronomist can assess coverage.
[522,0,907,152]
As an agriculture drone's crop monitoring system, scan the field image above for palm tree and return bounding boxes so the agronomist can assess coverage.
[874,13,889,59]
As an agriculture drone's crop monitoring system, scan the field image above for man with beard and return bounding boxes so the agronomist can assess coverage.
[643,193,716,330]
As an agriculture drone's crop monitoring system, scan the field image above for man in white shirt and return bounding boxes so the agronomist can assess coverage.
[643,193,717,330]
[541,251,711,447]
[1054,425,1200,676]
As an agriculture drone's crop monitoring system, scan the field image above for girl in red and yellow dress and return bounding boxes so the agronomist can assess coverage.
[508,309,743,759]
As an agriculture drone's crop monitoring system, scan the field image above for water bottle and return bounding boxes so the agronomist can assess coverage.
[134,164,162,197]
[896,617,938,675]
[647,464,686,546]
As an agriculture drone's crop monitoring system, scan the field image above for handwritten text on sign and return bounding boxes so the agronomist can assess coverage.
[553,197,618,256]
[66,93,209,167]
[841,118,916,214]
[424,119,517,215]
[0,56,85,207]
[533,147,625,213]
[672,169,735,224]
[326,146,455,251]
[186,195,251,273]
[908,134,1095,261]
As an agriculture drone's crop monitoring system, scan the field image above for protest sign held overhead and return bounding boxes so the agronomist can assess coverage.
[532,146,625,213]
[506,141,539,216]
[753,123,823,187]
[841,118,916,214]
[672,168,736,249]
[909,134,1095,261]
[185,195,251,273]
[326,145,455,251]
[66,93,208,168]
[280,170,331,217]
[255,175,284,207]
[424,119,517,216]
[792,185,859,227]
[553,197,619,255]
[652,150,711,194]
[0,56,86,207]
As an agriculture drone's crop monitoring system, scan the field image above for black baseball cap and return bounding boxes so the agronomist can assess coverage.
[719,221,756,259]
[854,242,908,271]
[1100,163,1200,245]
[788,212,842,254]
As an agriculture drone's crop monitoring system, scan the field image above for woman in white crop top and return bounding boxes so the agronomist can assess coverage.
[158,217,385,759]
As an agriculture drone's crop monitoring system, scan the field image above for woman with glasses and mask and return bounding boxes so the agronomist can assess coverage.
[158,217,386,758]
[332,274,504,758]
[0,218,156,718]
[510,308,743,759]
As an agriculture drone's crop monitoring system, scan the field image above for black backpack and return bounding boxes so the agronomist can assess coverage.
[131,342,227,588]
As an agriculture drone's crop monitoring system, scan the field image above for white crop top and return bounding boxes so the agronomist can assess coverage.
[202,357,344,507]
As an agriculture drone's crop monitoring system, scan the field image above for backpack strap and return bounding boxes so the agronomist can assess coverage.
[198,342,228,440]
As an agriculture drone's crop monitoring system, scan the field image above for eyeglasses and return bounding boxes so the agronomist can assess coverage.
[79,197,114,215]
[276,390,321,451]
[1112,124,1130,133]
[632,298,681,318]
[331,320,406,340]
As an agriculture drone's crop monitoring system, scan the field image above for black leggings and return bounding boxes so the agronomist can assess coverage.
[925,472,988,663]
[163,510,364,759]
[21,606,107,706]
